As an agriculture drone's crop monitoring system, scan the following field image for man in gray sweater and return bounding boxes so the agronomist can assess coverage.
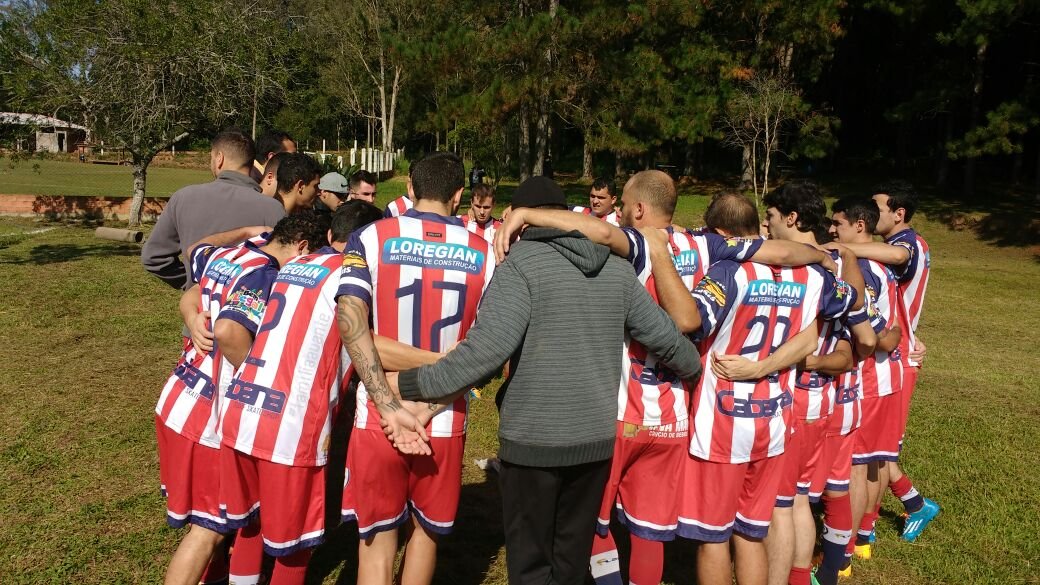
[394,176,702,585]
[141,129,286,290]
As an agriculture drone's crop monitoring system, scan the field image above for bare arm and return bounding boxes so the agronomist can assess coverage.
[213,319,253,369]
[494,207,630,262]
[876,324,902,353]
[337,295,430,454]
[179,285,213,352]
[374,335,443,371]
[835,241,909,267]
[186,225,271,256]
[711,319,821,380]
[644,228,702,333]
[751,240,837,273]
[834,244,866,311]
[848,319,878,358]
[804,339,854,376]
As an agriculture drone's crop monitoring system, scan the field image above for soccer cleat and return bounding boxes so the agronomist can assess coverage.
[901,498,940,542]
[854,543,872,560]
[838,564,853,579]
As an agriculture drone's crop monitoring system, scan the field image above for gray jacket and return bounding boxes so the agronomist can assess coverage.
[399,227,701,467]
[141,171,285,289]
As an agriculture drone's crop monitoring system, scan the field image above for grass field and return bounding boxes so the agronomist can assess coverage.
[0,185,1037,584]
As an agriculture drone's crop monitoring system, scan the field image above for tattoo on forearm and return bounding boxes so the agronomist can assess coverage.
[337,297,401,413]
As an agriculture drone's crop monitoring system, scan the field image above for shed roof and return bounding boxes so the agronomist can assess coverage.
[0,112,89,131]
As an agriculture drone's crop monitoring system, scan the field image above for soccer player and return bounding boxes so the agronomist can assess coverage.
[758,183,874,585]
[460,183,502,244]
[383,180,416,218]
[336,152,495,585]
[274,153,322,214]
[837,181,939,542]
[259,152,289,198]
[214,202,382,585]
[348,170,379,204]
[646,191,857,585]
[828,197,905,578]
[497,181,840,585]
[156,213,325,585]
[572,177,620,225]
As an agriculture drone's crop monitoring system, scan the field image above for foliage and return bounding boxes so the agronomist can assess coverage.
[946,101,1039,159]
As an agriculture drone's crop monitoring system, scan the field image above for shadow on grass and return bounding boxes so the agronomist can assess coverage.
[0,242,140,264]
[915,189,1040,250]
[306,399,505,585]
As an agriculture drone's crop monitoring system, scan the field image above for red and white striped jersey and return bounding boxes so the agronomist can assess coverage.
[337,209,495,437]
[572,205,620,226]
[219,249,349,466]
[689,261,856,463]
[859,259,904,399]
[156,242,279,448]
[617,228,762,426]
[885,228,929,366]
[457,215,503,244]
[383,195,414,218]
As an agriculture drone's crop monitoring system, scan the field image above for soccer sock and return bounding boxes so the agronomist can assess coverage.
[590,531,623,585]
[627,536,663,585]
[199,541,229,584]
[817,494,853,585]
[855,510,877,546]
[228,524,264,585]
[270,549,312,585]
[889,475,924,514]
[788,566,812,585]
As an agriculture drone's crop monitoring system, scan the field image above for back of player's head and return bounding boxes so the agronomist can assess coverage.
[331,200,382,244]
[592,177,617,197]
[471,183,495,202]
[704,192,760,237]
[255,129,295,163]
[276,153,322,194]
[264,151,289,177]
[211,129,255,169]
[268,210,330,253]
[832,196,880,234]
[350,170,377,190]
[410,152,465,203]
[763,180,829,241]
[625,170,676,217]
[872,180,919,222]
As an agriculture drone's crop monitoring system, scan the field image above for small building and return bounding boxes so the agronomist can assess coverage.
[0,112,91,153]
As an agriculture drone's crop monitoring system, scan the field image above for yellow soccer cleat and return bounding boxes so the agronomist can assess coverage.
[838,564,853,579]
[854,543,872,560]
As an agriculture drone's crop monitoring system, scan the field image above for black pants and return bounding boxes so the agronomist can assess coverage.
[499,458,612,585]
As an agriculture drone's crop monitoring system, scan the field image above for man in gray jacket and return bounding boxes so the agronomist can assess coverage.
[393,176,702,585]
[141,129,286,289]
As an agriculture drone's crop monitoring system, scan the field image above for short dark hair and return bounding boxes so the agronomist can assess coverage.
[349,170,378,191]
[268,210,329,253]
[832,196,880,234]
[410,152,465,203]
[212,129,255,168]
[763,180,829,242]
[331,200,382,244]
[872,180,919,222]
[264,151,289,177]
[592,177,617,197]
[276,153,322,194]
[704,192,760,237]
[255,129,295,163]
[471,183,495,201]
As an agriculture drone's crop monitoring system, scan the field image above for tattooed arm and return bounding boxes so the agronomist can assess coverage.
[336,295,431,455]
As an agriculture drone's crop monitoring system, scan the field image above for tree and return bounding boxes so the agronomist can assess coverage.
[1,0,290,226]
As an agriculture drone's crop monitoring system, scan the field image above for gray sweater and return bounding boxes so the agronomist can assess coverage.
[398,227,701,467]
[141,171,285,289]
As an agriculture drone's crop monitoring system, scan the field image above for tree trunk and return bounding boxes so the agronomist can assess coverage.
[128,154,150,227]
[519,104,531,181]
[1011,150,1023,186]
[614,152,623,180]
[533,104,548,176]
[386,66,401,151]
[582,136,593,181]
[963,42,988,198]
[936,113,953,187]
[741,144,754,189]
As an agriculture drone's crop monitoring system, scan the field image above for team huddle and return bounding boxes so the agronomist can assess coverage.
[147,134,937,585]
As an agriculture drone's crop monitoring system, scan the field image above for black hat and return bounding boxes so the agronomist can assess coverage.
[512,176,567,209]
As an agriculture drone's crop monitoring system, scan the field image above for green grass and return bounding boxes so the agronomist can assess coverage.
[0,190,1036,584]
